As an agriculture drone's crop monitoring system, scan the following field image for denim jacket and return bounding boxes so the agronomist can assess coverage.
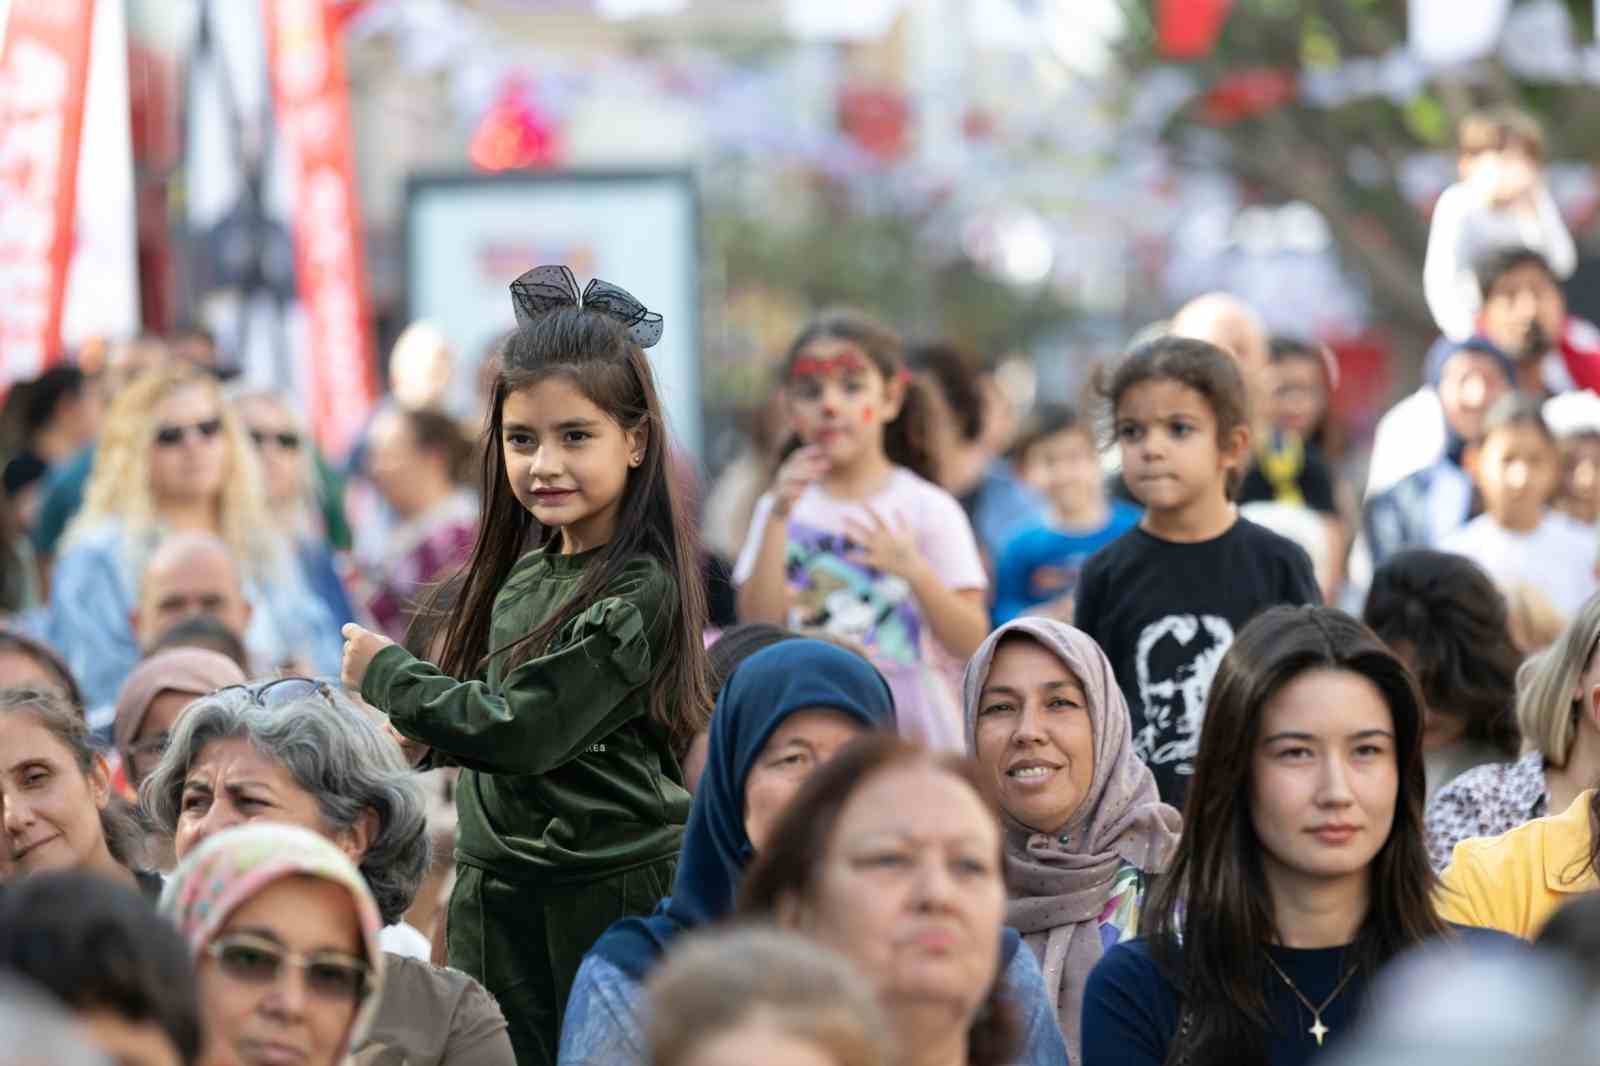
[47,520,342,706]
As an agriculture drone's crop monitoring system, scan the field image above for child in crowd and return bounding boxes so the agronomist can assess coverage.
[341,265,710,1066]
[734,311,990,750]
[1264,336,1336,448]
[992,405,1140,624]
[1241,337,1340,517]
[1443,394,1598,620]
[1074,336,1320,806]
[1424,106,1575,341]
[907,342,1047,564]
[1543,388,1600,526]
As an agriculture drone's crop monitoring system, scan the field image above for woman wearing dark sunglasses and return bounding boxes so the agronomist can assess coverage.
[231,387,356,633]
[140,679,514,1066]
[163,822,386,1066]
[44,367,343,710]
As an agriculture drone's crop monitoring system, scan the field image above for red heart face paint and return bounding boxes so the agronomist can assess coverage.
[861,404,875,424]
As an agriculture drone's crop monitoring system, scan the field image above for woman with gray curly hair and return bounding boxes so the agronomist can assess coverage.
[139,677,514,1066]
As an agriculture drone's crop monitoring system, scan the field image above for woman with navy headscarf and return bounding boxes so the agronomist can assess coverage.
[556,637,1070,1066]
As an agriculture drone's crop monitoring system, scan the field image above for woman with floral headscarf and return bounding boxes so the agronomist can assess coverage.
[964,617,1182,1058]
[162,822,387,1066]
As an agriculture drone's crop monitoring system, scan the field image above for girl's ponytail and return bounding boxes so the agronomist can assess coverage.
[883,374,938,484]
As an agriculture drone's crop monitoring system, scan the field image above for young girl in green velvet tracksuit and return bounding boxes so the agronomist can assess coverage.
[341,266,711,1066]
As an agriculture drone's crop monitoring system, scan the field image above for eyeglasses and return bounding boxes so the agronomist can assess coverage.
[216,676,338,709]
[204,933,371,1003]
[126,729,172,775]
[154,419,224,447]
[250,428,302,451]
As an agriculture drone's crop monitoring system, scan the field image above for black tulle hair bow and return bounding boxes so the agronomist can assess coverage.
[509,264,664,349]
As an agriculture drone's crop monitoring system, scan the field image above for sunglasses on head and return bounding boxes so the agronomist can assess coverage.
[205,933,371,1002]
[154,419,224,447]
[216,676,338,709]
[250,428,302,451]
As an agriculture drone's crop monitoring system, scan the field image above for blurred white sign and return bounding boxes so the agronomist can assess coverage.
[1408,0,1511,66]
[406,172,703,459]
[785,0,905,41]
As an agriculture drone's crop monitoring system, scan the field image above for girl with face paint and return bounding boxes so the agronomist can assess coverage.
[734,311,992,750]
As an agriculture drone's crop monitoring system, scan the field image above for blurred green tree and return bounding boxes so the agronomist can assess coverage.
[1117,0,1600,379]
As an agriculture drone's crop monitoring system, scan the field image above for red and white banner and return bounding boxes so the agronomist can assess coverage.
[263,0,376,458]
[0,0,95,382]
[62,0,139,351]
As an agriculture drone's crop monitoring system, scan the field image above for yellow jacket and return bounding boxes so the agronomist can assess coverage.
[1436,789,1598,939]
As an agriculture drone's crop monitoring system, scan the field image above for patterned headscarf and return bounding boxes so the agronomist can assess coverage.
[963,617,1181,1061]
[161,822,387,1054]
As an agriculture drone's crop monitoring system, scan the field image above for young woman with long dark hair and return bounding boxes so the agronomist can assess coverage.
[1082,606,1507,1066]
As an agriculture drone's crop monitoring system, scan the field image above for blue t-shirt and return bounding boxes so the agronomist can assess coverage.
[991,500,1141,625]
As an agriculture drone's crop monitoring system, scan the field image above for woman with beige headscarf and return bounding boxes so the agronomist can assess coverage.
[963,617,1181,1059]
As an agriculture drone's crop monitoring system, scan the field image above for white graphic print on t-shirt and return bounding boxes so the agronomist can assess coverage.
[1133,614,1235,776]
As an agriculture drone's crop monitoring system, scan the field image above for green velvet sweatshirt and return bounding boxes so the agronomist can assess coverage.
[361,546,689,885]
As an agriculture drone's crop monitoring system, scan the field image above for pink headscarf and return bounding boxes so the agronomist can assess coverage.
[112,648,246,757]
[161,823,387,1055]
[963,617,1181,1059]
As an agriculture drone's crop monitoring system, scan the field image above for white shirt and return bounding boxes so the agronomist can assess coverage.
[1441,511,1599,618]
[379,921,433,961]
[1424,180,1577,341]
[1365,387,1448,500]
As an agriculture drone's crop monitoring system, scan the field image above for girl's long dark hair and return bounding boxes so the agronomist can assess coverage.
[781,309,937,484]
[1140,606,1447,1066]
[430,305,711,753]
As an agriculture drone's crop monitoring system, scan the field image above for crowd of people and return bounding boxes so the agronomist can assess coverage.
[6,109,1600,1066]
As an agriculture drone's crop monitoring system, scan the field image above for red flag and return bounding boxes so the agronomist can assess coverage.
[0,0,96,380]
[263,0,377,459]
[1158,0,1233,59]
[469,79,561,173]
[1198,68,1296,124]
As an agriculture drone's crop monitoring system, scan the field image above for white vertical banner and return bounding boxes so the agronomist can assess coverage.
[61,0,138,347]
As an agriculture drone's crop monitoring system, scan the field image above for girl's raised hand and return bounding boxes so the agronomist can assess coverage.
[341,622,395,692]
[772,445,828,517]
[844,507,925,581]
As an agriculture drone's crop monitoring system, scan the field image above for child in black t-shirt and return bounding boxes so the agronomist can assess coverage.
[1074,335,1321,807]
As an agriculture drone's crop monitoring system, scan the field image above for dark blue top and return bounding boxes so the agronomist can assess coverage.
[991,500,1141,625]
[1081,926,1523,1066]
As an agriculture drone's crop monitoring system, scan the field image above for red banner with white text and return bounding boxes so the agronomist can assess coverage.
[0,0,96,382]
[263,0,376,458]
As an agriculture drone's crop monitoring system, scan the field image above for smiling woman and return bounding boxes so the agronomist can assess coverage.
[0,686,155,894]
[962,618,1180,1061]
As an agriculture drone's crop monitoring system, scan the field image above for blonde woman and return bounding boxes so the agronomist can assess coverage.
[1425,591,1600,870]
[45,368,341,708]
